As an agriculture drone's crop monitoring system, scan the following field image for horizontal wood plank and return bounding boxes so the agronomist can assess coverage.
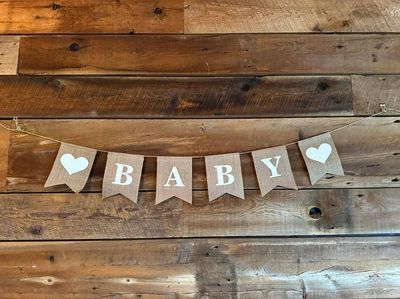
[0,36,19,75]
[0,75,398,117]
[185,0,400,33]
[352,75,400,115]
[0,189,398,239]
[19,34,400,75]
[0,76,353,118]
[0,237,399,298]
[4,117,399,192]
[0,0,183,34]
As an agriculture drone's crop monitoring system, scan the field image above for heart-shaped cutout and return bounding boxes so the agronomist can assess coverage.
[60,153,89,175]
[306,143,332,164]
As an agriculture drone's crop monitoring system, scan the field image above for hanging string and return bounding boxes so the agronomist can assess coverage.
[0,106,398,158]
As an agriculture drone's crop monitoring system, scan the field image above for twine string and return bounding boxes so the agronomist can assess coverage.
[0,106,398,158]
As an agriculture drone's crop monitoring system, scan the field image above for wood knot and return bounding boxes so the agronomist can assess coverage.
[153,7,163,14]
[51,2,61,10]
[309,207,322,219]
[240,84,251,92]
[68,43,80,52]
[317,82,329,91]
[29,225,43,236]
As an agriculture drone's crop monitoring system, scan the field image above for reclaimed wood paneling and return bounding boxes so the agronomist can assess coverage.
[352,75,400,115]
[0,0,183,34]
[1,75,398,117]
[0,189,397,240]
[0,76,353,118]
[0,237,399,298]
[0,36,19,75]
[19,34,400,75]
[185,0,400,33]
[3,117,399,192]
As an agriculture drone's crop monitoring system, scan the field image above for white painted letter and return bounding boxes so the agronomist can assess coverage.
[164,166,185,187]
[112,163,133,185]
[261,156,282,178]
[214,165,235,186]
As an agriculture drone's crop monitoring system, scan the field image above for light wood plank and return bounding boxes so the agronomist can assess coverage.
[0,121,10,191]
[0,189,398,240]
[0,76,353,118]
[0,36,19,75]
[18,35,400,75]
[0,237,399,298]
[0,0,183,34]
[185,0,400,33]
[3,117,399,192]
[352,75,400,115]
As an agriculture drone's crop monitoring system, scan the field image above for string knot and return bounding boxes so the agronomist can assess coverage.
[13,117,24,131]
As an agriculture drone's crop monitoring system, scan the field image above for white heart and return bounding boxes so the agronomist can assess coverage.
[306,143,332,164]
[60,153,89,175]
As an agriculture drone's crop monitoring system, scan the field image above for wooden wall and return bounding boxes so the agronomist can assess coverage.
[0,1,399,298]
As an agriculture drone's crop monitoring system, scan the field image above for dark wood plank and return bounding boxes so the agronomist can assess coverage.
[352,75,400,115]
[0,237,399,298]
[3,117,400,192]
[0,76,352,118]
[19,34,400,75]
[185,0,400,33]
[0,189,398,240]
[0,0,183,34]
[0,36,19,75]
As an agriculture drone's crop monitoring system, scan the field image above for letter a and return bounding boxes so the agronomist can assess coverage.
[164,166,185,187]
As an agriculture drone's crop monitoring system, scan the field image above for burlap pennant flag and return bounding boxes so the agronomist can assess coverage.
[156,157,192,205]
[205,153,244,202]
[45,143,97,193]
[298,133,344,185]
[252,146,297,196]
[102,152,144,203]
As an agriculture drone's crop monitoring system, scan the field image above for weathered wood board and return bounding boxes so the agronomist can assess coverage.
[185,0,400,33]
[352,75,400,115]
[0,76,353,117]
[19,35,400,75]
[0,237,399,298]
[0,75,398,117]
[0,36,19,75]
[2,0,400,34]
[0,0,184,34]
[2,117,399,192]
[0,189,397,240]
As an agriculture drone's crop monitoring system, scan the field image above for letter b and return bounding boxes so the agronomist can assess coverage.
[112,163,133,186]
[214,165,235,186]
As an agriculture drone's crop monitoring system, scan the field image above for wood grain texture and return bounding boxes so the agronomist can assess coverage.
[185,0,400,33]
[0,76,353,118]
[0,237,399,298]
[3,117,400,192]
[352,75,400,115]
[0,189,398,240]
[0,0,183,34]
[19,34,400,75]
[0,36,19,75]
